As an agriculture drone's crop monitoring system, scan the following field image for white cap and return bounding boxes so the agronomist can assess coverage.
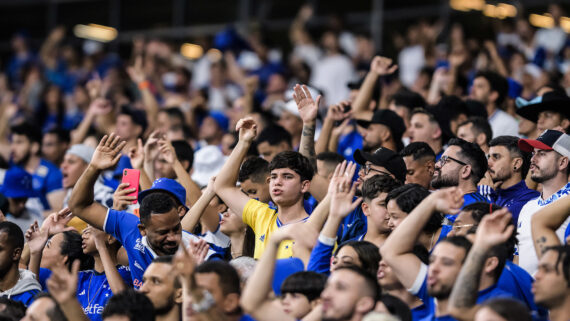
[191,145,227,187]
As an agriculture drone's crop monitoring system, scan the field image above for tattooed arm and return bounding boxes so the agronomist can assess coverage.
[294,84,319,171]
[449,209,514,321]
[531,194,570,259]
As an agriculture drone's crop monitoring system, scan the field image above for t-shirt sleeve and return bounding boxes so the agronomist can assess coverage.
[408,263,429,300]
[242,199,268,231]
[103,208,140,244]
[117,266,133,288]
[45,167,63,193]
[306,237,335,275]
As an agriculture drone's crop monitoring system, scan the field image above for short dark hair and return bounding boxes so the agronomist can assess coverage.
[195,261,241,296]
[119,105,148,134]
[543,245,570,286]
[316,152,345,166]
[10,122,41,145]
[447,138,488,183]
[334,240,381,279]
[102,288,155,321]
[385,184,442,234]
[172,140,194,170]
[256,125,292,148]
[238,157,269,183]
[391,89,426,113]
[361,174,401,201]
[400,142,435,161]
[45,127,71,144]
[333,265,379,300]
[411,108,439,125]
[481,298,531,321]
[139,192,179,224]
[489,135,532,178]
[160,107,185,124]
[280,271,327,302]
[33,293,67,321]
[0,222,24,251]
[60,231,94,271]
[458,117,493,146]
[0,297,26,320]
[439,235,472,263]
[475,71,509,106]
[269,151,314,182]
[150,255,181,288]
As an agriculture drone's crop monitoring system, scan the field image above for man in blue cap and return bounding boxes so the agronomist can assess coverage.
[0,166,42,232]
[68,133,214,289]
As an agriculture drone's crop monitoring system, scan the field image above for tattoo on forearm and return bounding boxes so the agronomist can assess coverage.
[452,248,486,308]
[300,124,317,169]
[536,236,547,254]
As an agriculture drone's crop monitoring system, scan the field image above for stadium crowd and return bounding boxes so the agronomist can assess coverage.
[0,2,570,321]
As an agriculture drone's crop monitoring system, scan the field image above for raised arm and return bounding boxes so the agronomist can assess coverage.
[352,56,397,117]
[181,176,220,233]
[127,56,159,132]
[47,260,91,321]
[531,194,570,258]
[294,84,320,171]
[449,209,514,321]
[68,133,126,229]
[89,227,126,294]
[24,221,49,277]
[381,187,463,288]
[213,118,257,218]
[127,138,152,190]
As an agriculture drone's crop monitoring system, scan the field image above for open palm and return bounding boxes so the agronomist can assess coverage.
[91,133,126,170]
[293,84,320,124]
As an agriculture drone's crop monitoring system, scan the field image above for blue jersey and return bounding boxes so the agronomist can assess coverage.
[337,129,362,163]
[77,267,132,321]
[31,159,63,210]
[411,263,512,321]
[490,181,540,224]
[104,208,215,289]
[8,291,39,307]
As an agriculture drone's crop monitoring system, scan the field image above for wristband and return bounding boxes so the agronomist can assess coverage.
[318,234,337,246]
[138,81,150,90]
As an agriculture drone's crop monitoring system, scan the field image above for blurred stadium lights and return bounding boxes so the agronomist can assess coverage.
[206,48,223,62]
[180,43,204,60]
[73,23,117,42]
[450,0,516,18]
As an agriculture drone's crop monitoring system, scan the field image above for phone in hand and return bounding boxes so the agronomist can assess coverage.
[121,169,140,204]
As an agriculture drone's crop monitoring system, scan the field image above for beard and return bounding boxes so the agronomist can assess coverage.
[431,171,459,189]
[531,165,558,183]
[153,293,177,316]
[14,150,31,167]
[322,307,356,321]
[427,284,452,300]
[490,168,511,185]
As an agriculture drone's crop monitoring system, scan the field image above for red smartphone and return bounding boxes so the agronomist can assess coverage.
[121,169,140,204]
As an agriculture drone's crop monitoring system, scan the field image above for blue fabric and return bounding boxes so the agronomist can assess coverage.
[337,129,362,163]
[39,267,51,290]
[76,267,132,321]
[411,304,432,321]
[7,290,39,307]
[31,159,63,210]
[304,195,318,215]
[565,224,570,244]
[306,239,334,275]
[337,199,367,244]
[490,180,540,224]
[498,261,548,320]
[272,258,304,296]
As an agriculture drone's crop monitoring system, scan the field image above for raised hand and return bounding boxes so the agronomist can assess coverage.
[112,183,137,210]
[41,208,75,237]
[90,133,126,171]
[173,245,197,284]
[328,161,357,195]
[326,101,351,122]
[431,187,464,214]
[83,226,108,251]
[47,260,80,304]
[370,56,398,76]
[26,221,49,254]
[329,171,362,220]
[87,98,112,116]
[144,130,164,162]
[128,138,145,169]
[127,55,146,85]
[86,74,103,99]
[158,139,177,165]
[187,239,209,265]
[474,208,514,249]
[293,84,320,124]
[236,117,258,143]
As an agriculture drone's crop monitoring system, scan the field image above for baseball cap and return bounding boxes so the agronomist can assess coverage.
[191,145,226,188]
[0,166,36,199]
[208,111,229,132]
[353,147,407,182]
[518,130,570,157]
[138,178,188,211]
[66,144,95,164]
[272,258,305,296]
[356,109,406,142]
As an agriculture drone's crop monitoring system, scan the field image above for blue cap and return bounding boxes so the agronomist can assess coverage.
[138,178,188,211]
[208,111,229,132]
[0,166,36,199]
[272,258,305,296]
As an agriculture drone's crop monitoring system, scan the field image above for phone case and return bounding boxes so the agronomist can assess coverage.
[121,169,140,204]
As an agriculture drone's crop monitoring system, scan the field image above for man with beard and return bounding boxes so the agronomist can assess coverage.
[10,122,64,215]
[431,138,489,240]
[399,142,436,189]
[532,246,570,321]
[69,133,214,289]
[381,188,511,321]
[139,257,182,321]
[356,109,406,152]
[516,130,570,275]
[486,136,539,224]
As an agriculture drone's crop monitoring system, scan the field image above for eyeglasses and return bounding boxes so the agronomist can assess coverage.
[363,163,391,176]
[437,155,468,167]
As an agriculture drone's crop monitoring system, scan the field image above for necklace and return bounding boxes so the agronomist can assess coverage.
[85,271,105,309]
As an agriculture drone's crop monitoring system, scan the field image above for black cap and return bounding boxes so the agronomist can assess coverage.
[356,109,406,142]
[353,148,407,182]
[516,91,570,123]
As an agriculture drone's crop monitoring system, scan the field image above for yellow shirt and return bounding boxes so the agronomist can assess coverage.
[242,199,294,259]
